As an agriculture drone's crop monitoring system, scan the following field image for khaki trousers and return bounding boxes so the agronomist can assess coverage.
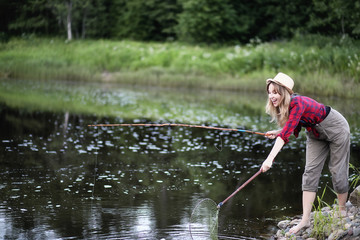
[303,108,350,193]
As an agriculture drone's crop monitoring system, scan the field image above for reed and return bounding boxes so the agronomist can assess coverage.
[0,35,359,97]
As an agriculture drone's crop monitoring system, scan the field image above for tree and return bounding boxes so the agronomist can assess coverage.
[7,0,59,36]
[112,0,181,41]
[349,1,360,36]
[309,0,360,38]
[82,0,109,38]
[2,0,359,42]
[250,0,312,41]
[49,0,110,40]
[176,0,240,43]
[66,0,72,40]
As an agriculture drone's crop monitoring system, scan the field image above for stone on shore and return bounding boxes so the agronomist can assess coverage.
[272,193,360,239]
[349,185,360,207]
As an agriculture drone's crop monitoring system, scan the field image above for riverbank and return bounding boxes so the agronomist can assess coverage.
[272,187,360,240]
[0,35,360,98]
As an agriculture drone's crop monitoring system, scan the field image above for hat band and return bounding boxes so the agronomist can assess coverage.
[268,80,294,94]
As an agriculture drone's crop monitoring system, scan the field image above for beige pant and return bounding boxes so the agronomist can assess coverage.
[303,108,350,193]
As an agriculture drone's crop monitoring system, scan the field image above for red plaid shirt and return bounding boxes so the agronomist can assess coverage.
[278,95,327,144]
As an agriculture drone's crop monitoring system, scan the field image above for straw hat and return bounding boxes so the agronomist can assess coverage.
[266,72,294,94]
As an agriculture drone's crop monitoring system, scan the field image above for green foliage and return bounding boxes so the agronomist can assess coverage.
[2,0,360,42]
[251,0,313,41]
[111,0,181,41]
[311,188,346,240]
[8,0,59,35]
[310,0,360,36]
[0,36,360,97]
[49,0,111,39]
[176,0,239,43]
[349,163,360,189]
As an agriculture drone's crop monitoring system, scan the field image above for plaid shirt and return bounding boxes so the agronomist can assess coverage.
[278,95,327,144]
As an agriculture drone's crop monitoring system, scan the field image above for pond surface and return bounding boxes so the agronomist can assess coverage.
[0,80,359,239]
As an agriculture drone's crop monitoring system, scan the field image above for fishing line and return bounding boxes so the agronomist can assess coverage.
[88,123,266,136]
[88,123,266,153]
[214,134,223,152]
[91,126,99,199]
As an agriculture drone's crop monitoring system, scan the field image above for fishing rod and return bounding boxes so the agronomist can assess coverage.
[87,123,267,136]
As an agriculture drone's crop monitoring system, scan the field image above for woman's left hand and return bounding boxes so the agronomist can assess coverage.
[265,129,281,139]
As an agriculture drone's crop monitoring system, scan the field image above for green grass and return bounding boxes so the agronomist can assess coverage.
[311,188,346,240]
[0,34,359,98]
[350,163,360,189]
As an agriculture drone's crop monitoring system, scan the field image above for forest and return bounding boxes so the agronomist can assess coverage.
[1,0,360,43]
[1,0,360,98]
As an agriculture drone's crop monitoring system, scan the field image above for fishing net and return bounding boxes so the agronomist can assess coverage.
[189,170,262,240]
[189,198,219,240]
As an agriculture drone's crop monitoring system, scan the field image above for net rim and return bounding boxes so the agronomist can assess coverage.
[189,198,219,240]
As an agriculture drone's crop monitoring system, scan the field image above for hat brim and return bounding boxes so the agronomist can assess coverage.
[266,79,294,94]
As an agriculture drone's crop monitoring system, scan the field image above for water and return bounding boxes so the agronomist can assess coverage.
[0,80,359,239]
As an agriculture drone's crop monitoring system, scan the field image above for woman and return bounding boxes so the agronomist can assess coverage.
[260,72,350,234]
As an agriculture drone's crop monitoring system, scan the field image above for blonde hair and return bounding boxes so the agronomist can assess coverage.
[266,83,292,127]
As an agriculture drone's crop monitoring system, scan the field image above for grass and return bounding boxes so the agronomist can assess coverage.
[311,162,360,239]
[311,189,343,240]
[0,34,360,98]
[350,163,360,189]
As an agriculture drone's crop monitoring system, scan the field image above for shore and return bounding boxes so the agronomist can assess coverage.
[1,37,360,98]
[272,187,360,240]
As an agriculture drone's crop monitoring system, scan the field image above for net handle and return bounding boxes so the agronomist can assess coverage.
[217,168,262,208]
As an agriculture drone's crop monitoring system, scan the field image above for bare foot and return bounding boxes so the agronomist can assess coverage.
[334,209,347,219]
[288,220,310,234]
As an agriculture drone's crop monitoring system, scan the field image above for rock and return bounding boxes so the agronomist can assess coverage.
[345,201,353,208]
[272,195,360,240]
[353,227,360,237]
[290,219,301,226]
[349,185,360,207]
[344,223,352,229]
[278,220,291,230]
[276,229,284,237]
[328,229,347,240]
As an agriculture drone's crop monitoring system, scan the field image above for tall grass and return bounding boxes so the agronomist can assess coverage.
[311,188,346,240]
[0,35,359,97]
[350,163,360,189]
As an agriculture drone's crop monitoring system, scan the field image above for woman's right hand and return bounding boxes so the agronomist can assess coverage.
[261,158,273,172]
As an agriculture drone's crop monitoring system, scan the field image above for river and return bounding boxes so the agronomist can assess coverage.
[0,79,359,239]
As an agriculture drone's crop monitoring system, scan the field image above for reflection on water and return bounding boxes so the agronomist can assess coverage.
[0,82,359,239]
